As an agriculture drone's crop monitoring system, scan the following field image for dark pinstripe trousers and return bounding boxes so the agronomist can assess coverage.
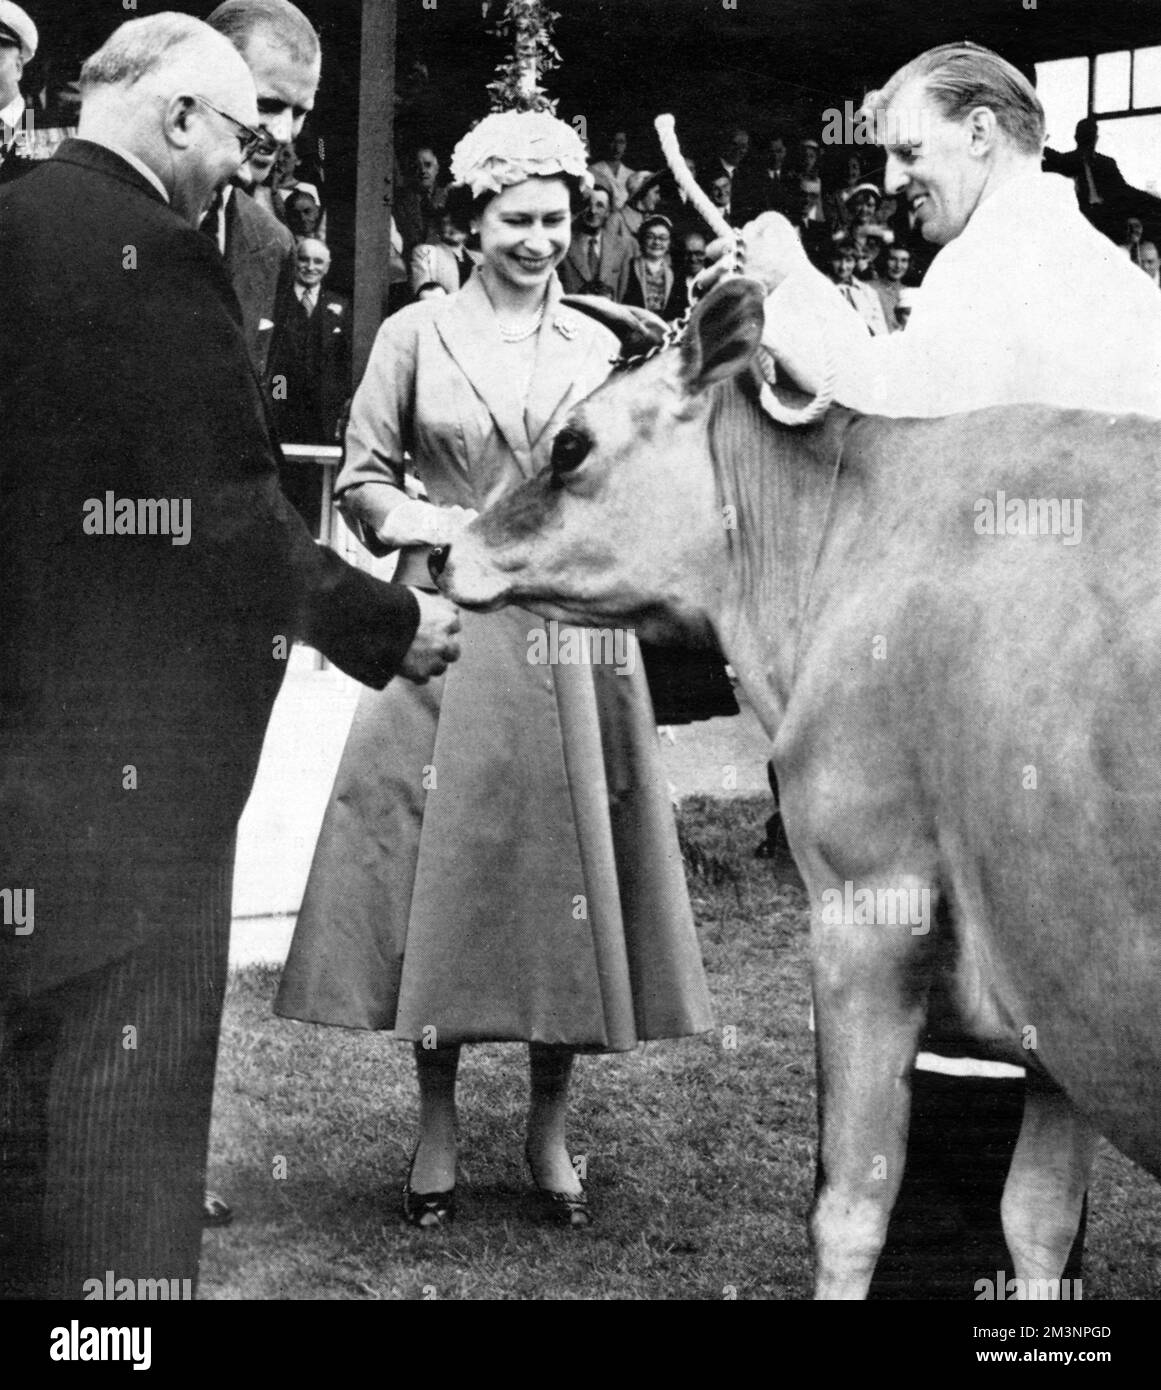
[0,845,233,1300]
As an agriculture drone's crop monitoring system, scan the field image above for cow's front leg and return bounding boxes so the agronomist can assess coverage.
[1001,1076,1096,1295]
[809,880,933,1300]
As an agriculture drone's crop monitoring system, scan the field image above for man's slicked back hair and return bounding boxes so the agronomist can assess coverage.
[207,0,320,67]
[865,41,1046,157]
[79,12,210,93]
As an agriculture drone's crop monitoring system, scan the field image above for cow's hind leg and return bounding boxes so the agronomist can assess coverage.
[1000,1077,1096,1296]
[809,895,931,1300]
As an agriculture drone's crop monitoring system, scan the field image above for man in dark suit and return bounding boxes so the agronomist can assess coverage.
[1043,117,1130,239]
[0,13,461,1300]
[198,1,325,1226]
[204,0,320,380]
[0,1,37,185]
[557,178,632,299]
[731,130,790,225]
[269,236,351,529]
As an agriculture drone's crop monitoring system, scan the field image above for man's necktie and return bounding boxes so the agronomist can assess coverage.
[587,235,600,278]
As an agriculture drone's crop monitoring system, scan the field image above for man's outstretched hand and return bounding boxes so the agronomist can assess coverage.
[694,212,811,301]
[399,588,462,682]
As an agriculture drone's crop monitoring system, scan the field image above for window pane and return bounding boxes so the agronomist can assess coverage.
[1095,50,1131,112]
[1094,113,1161,195]
[1036,57,1089,150]
[1133,45,1161,108]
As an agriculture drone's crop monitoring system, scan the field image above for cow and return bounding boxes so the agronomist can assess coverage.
[433,277,1161,1299]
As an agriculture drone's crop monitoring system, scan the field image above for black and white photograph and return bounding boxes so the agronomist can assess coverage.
[2,0,1160,1348]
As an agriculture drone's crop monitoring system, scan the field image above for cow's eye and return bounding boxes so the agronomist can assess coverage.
[551,428,592,476]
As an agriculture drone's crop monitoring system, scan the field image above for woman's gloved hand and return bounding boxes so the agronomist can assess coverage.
[376,499,479,550]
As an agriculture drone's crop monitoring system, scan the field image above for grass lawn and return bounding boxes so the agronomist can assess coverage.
[201,796,1161,1300]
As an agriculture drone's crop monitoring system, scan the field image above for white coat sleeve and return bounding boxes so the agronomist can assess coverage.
[763,252,1015,419]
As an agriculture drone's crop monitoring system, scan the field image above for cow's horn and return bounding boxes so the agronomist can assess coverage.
[561,294,670,358]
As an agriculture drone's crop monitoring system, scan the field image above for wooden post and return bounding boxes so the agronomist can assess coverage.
[353,0,397,385]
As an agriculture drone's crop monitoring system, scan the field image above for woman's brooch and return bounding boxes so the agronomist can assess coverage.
[553,317,577,340]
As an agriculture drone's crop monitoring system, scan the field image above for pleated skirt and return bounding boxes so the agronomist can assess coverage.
[275,606,713,1050]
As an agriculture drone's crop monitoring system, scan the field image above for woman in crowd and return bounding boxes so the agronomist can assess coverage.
[826,232,889,335]
[588,127,635,210]
[617,213,680,320]
[616,168,663,239]
[275,110,712,1230]
[409,207,480,298]
[824,150,866,229]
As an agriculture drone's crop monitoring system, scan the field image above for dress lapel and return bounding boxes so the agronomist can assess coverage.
[524,276,599,454]
[435,273,528,460]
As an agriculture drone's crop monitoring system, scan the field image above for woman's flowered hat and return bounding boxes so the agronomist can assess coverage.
[450,110,593,199]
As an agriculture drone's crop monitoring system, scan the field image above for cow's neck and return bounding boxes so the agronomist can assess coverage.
[711,399,857,737]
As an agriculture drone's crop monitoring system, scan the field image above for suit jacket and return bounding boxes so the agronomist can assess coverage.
[557,224,632,298]
[223,186,296,378]
[269,284,353,444]
[394,183,447,258]
[726,159,779,226]
[409,240,481,297]
[0,140,420,996]
[1043,147,1129,209]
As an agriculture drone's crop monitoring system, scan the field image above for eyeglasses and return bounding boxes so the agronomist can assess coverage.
[189,95,275,162]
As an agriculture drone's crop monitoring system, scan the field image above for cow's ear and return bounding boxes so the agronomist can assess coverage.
[681,279,766,393]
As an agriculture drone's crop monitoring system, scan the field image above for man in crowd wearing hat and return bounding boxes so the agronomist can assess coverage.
[0,10,461,1300]
[701,39,1161,1297]
[0,1,36,184]
[558,176,632,299]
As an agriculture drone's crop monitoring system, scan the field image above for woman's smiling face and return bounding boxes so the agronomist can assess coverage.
[474,177,572,290]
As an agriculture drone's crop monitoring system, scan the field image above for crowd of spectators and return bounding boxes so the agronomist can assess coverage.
[383,110,1161,343]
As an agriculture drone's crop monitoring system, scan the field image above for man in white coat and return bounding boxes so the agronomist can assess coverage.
[709,43,1161,421]
[701,38,1161,1296]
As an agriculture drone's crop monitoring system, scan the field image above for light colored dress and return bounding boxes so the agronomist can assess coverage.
[275,272,713,1050]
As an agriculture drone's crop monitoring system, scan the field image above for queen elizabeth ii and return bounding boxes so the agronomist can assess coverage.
[275,109,713,1228]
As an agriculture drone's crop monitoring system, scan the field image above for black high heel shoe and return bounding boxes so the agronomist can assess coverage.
[401,1151,456,1228]
[525,1145,592,1228]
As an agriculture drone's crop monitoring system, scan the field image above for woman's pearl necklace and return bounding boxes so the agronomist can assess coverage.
[497,300,546,343]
